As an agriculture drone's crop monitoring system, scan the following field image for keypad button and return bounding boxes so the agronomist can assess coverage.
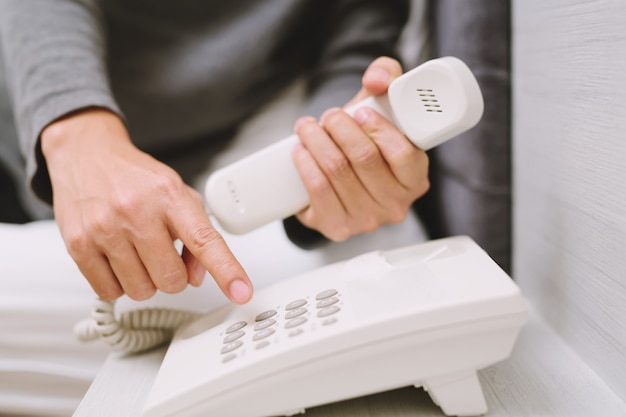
[289,328,304,337]
[222,353,237,363]
[221,340,243,354]
[316,289,338,300]
[316,297,338,308]
[255,310,277,322]
[225,321,247,334]
[285,316,308,329]
[254,318,276,331]
[256,341,270,350]
[317,305,340,317]
[322,317,338,326]
[223,330,245,343]
[252,328,275,341]
[285,299,307,310]
[285,307,307,319]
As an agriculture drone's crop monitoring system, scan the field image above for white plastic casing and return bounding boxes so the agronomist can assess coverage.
[205,57,484,234]
[142,236,528,417]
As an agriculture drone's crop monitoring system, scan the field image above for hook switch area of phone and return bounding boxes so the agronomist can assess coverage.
[141,235,528,417]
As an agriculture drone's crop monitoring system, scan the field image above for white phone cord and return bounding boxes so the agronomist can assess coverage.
[73,299,200,354]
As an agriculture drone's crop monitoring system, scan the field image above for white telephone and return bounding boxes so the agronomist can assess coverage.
[75,57,524,417]
[139,236,528,417]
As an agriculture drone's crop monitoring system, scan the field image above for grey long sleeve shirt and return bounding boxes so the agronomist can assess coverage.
[0,0,408,206]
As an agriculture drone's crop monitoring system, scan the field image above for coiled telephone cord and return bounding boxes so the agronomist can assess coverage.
[73,298,199,354]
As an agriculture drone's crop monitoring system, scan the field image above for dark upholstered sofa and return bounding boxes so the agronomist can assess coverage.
[415,0,511,272]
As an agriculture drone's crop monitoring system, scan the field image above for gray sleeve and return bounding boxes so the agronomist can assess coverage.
[303,0,410,118]
[0,0,122,203]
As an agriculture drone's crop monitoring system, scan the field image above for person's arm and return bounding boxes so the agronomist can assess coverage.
[0,1,252,304]
[0,0,119,202]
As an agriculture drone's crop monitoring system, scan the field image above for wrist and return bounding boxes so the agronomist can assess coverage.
[41,107,129,161]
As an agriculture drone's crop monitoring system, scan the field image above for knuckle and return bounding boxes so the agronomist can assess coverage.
[127,285,157,301]
[306,174,333,198]
[64,230,90,259]
[351,145,381,169]
[386,202,409,224]
[95,286,124,301]
[89,209,117,237]
[189,225,222,252]
[359,214,381,233]
[154,171,185,201]
[88,276,124,301]
[326,228,350,242]
[324,221,353,242]
[321,155,351,181]
[390,144,421,168]
[410,176,431,198]
[156,270,187,294]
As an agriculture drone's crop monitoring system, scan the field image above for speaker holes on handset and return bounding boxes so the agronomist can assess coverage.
[417,88,443,113]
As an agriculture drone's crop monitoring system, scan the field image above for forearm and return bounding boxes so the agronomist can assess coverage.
[0,0,122,202]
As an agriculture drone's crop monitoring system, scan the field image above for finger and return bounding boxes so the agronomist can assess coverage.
[345,57,404,107]
[104,240,157,301]
[62,229,125,300]
[291,140,351,240]
[354,107,430,196]
[182,246,206,287]
[319,108,401,205]
[168,189,252,304]
[75,252,125,301]
[295,115,374,218]
[133,226,189,294]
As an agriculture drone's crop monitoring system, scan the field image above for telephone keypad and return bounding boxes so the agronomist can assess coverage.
[316,297,338,308]
[220,288,343,362]
[317,306,340,317]
[285,299,307,310]
[285,307,307,319]
[316,289,338,300]
[289,328,304,337]
[221,340,243,354]
[255,310,277,321]
[284,316,307,329]
[254,319,276,331]
[222,353,236,363]
[253,328,275,341]
[322,317,338,326]
[225,321,247,334]
[223,330,245,343]
[255,341,270,350]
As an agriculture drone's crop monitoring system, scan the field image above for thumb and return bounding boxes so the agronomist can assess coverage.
[345,56,404,108]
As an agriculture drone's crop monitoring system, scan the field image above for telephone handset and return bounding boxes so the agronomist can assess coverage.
[139,236,528,417]
[204,56,484,234]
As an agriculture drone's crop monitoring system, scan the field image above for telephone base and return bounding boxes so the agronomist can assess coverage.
[422,371,487,416]
[141,236,528,417]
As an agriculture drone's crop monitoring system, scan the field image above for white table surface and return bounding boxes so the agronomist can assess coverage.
[73,306,626,417]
